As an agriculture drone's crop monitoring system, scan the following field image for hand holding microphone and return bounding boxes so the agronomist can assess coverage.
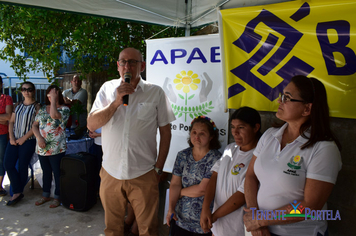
[123,72,132,106]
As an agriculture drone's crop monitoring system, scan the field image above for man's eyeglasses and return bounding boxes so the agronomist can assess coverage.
[21,88,34,92]
[118,59,142,66]
[279,93,305,103]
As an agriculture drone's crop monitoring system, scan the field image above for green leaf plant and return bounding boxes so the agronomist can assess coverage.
[0,4,191,81]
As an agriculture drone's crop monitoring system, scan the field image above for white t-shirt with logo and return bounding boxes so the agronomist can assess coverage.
[253,123,342,236]
[210,143,254,236]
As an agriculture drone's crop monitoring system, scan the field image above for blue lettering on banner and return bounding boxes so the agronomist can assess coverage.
[150,47,220,65]
[316,20,356,75]
[187,48,207,63]
[150,50,168,64]
[211,46,221,63]
[230,3,314,101]
[171,49,187,64]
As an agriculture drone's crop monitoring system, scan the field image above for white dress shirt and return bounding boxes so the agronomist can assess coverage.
[90,77,176,180]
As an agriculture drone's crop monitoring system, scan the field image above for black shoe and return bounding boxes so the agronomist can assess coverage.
[6,193,24,206]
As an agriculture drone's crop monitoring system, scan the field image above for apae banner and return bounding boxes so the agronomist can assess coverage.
[146,35,229,172]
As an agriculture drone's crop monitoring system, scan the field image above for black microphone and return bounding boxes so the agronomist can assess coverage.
[123,72,132,106]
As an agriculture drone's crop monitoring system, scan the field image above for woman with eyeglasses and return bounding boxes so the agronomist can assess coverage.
[0,76,13,197]
[4,82,40,205]
[243,75,342,236]
[32,85,70,208]
[166,116,221,236]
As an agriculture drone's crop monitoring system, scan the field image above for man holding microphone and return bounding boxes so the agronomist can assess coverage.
[87,47,175,236]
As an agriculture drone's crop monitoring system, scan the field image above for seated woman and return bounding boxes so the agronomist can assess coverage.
[5,82,41,206]
[166,116,221,236]
[243,75,342,236]
[200,107,262,236]
[32,85,70,208]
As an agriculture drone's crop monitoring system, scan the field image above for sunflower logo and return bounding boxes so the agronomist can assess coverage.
[174,70,201,95]
[293,155,301,163]
[167,71,214,122]
[287,155,303,169]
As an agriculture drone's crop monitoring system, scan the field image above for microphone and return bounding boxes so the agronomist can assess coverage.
[123,72,132,106]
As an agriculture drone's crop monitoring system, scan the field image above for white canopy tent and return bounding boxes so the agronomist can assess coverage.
[0,0,291,35]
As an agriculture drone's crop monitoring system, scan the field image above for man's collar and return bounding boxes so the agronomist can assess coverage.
[120,76,145,92]
[71,87,81,94]
[136,76,145,92]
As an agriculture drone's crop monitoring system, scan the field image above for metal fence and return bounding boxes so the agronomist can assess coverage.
[1,75,62,104]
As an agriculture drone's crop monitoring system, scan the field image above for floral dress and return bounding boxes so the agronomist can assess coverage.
[172,147,221,234]
[35,105,70,156]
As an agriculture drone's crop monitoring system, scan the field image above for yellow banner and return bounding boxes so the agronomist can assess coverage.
[219,0,356,118]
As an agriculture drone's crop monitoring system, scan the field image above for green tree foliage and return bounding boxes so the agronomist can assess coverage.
[0,4,188,80]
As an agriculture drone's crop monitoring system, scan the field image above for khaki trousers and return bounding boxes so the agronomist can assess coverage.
[100,168,159,236]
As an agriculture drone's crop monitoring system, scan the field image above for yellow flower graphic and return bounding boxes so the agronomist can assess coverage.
[293,155,301,163]
[174,70,200,93]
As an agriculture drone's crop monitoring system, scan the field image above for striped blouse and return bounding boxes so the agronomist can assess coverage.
[13,101,39,140]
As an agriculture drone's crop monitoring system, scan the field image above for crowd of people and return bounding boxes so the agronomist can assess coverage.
[2,77,83,207]
[0,47,342,236]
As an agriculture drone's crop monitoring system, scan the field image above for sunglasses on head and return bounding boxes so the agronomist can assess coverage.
[21,87,34,92]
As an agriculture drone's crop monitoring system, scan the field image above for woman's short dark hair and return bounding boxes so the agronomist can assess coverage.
[45,85,65,105]
[20,81,36,99]
[230,106,262,140]
[188,116,221,150]
[291,75,341,150]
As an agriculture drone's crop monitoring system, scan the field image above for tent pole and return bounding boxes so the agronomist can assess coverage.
[185,25,191,36]
[185,0,192,36]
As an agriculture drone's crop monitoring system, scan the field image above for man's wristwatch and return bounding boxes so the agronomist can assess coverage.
[154,166,163,175]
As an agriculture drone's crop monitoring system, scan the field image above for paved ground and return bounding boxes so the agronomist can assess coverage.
[0,176,170,236]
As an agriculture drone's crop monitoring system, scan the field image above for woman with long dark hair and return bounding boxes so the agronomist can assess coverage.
[32,85,70,208]
[243,75,342,236]
[5,82,40,206]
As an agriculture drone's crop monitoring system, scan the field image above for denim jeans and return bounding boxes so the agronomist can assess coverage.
[0,133,8,176]
[38,152,65,199]
[4,139,36,194]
